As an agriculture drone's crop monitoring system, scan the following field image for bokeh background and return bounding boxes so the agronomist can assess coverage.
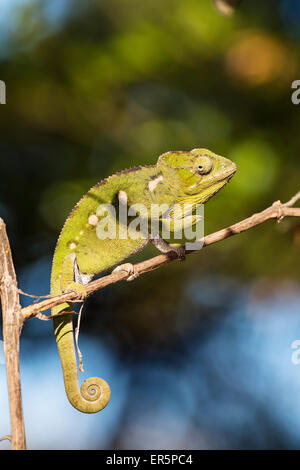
[1,0,300,450]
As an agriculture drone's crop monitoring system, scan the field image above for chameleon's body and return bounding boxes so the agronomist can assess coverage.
[51,148,236,413]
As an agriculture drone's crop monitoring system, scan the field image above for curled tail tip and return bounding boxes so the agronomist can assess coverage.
[68,376,111,414]
[81,376,111,410]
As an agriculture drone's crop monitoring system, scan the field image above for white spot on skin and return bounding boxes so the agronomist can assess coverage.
[148,175,163,192]
[70,243,77,250]
[118,190,128,205]
[88,214,99,226]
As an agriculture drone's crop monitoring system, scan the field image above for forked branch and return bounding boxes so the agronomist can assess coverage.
[1,190,300,450]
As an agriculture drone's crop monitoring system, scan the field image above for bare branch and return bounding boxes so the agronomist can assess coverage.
[1,191,299,449]
[0,218,26,450]
[21,191,300,323]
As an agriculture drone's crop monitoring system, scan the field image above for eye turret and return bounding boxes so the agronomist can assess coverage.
[193,155,213,175]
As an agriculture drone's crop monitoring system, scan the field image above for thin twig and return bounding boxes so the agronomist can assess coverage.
[21,191,300,322]
[283,190,300,208]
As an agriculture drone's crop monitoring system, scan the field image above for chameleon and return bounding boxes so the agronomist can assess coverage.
[50,148,236,413]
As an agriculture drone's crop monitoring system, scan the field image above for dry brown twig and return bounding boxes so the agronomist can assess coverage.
[0,219,26,450]
[1,190,300,450]
[19,191,300,322]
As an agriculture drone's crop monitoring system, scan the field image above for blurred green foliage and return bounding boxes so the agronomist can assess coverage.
[1,0,300,448]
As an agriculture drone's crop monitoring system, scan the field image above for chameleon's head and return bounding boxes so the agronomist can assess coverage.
[158,148,236,205]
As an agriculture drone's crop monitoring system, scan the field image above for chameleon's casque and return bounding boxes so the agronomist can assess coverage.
[51,148,236,413]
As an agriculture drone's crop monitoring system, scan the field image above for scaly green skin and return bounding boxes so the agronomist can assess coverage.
[51,148,236,413]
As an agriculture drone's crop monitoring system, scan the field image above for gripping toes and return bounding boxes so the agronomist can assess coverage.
[172,245,186,261]
[112,263,139,281]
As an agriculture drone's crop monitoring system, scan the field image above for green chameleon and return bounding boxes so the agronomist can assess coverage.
[51,148,236,413]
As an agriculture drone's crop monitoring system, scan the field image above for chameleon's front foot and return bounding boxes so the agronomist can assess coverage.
[112,263,139,281]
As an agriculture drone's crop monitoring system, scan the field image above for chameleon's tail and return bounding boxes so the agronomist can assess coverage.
[53,311,111,413]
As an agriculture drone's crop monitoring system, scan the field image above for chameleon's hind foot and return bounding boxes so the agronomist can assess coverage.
[64,281,87,300]
[112,263,139,281]
[172,245,186,261]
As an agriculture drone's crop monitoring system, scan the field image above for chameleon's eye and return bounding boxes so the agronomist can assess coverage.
[194,156,213,176]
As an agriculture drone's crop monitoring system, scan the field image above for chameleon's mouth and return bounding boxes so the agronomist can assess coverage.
[210,161,237,184]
